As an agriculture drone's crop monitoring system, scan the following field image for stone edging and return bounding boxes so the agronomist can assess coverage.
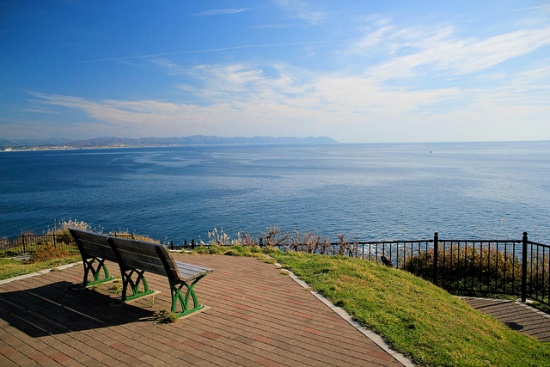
[0,262,82,285]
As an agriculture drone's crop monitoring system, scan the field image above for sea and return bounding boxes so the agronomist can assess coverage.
[1,141,549,244]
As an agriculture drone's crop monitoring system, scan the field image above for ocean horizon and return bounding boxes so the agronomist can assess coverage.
[1,141,549,244]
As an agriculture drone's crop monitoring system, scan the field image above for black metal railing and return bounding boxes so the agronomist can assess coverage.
[317,233,548,307]
[525,237,550,306]
[0,233,78,256]
[2,231,548,307]
[0,232,135,257]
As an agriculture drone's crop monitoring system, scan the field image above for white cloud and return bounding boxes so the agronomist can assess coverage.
[274,0,324,25]
[355,22,550,80]
[147,58,187,75]
[192,8,248,16]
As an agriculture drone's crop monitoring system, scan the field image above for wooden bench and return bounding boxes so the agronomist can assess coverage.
[69,228,213,318]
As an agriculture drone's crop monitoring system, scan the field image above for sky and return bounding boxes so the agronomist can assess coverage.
[1,0,549,143]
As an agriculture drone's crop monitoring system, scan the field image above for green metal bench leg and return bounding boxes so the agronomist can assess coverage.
[81,257,115,287]
[170,275,206,317]
[121,269,155,302]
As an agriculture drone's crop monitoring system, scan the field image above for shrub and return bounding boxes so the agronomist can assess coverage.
[30,244,72,262]
[402,245,525,296]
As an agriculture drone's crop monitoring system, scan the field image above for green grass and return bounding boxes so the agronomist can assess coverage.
[0,256,81,281]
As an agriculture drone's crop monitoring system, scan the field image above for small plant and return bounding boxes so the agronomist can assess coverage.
[108,281,123,295]
[156,309,178,324]
[237,231,257,246]
[53,219,93,233]
[207,228,231,246]
[262,227,289,247]
[223,245,246,256]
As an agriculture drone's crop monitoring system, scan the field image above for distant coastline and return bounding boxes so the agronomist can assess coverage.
[1,135,338,152]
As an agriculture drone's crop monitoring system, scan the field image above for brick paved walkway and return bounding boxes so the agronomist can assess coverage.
[0,255,408,366]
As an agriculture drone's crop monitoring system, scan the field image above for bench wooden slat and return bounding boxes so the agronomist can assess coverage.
[108,237,168,275]
[114,248,166,274]
[177,262,213,281]
[69,228,116,262]
[154,243,212,280]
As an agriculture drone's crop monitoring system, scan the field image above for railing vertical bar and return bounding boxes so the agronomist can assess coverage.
[535,245,540,301]
[496,242,498,292]
[443,240,448,289]
[505,241,509,294]
[546,246,549,305]
[521,232,528,303]
[433,233,439,286]
[395,241,400,268]
[492,242,494,291]
[527,241,535,298]
[543,246,548,304]
[512,243,521,293]
[479,241,483,293]
[460,240,464,292]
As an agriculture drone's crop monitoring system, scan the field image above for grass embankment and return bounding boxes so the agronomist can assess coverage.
[2,244,550,366]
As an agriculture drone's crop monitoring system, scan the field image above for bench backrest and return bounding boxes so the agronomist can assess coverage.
[68,228,117,262]
[107,237,179,279]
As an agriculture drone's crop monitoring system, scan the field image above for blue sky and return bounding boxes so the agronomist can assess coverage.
[1,0,549,143]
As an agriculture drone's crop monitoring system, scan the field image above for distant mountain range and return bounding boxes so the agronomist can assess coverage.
[1,135,337,150]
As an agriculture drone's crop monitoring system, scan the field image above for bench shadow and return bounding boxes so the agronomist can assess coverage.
[0,281,155,337]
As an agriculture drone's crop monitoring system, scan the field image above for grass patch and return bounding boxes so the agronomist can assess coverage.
[194,244,273,261]
[270,250,550,367]
[0,255,81,281]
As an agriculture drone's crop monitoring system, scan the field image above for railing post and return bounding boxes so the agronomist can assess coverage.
[521,232,528,303]
[433,232,439,285]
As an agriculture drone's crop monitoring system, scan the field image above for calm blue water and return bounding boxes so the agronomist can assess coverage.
[1,142,549,244]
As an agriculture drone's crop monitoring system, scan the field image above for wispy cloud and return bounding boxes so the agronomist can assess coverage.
[274,0,324,25]
[192,8,248,16]
[512,4,550,12]
[251,23,302,29]
[147,57,187,75]
[354,22,550,81]
[76,39,346,65]
[25,59,462,140]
